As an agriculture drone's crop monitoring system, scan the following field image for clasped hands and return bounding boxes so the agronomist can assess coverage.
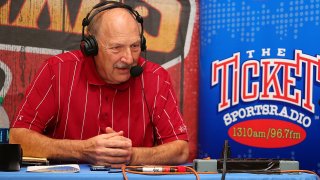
[82,127,132,168]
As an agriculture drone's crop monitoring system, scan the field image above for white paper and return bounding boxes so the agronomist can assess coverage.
[27,164,80,173]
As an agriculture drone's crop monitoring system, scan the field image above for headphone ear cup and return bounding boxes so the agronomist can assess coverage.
[80,35,98,56]
[141,35,147,51]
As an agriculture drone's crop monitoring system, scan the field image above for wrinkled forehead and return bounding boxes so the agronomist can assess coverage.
[92,10,141,47]
[88,7,141,37]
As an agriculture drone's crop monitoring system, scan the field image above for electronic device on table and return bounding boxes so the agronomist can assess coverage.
[193,140,299,173]
[193,158,299,173]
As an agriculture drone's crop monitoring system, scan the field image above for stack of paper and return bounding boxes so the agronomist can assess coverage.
[27,164,80,173]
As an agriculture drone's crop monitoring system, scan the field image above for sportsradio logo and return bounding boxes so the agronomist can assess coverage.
[211,48,320,148]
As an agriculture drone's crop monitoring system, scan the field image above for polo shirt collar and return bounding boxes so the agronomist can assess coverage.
[84,56,144,90]
[84,56,106,86]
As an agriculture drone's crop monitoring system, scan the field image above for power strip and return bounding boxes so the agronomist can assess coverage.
[193,159,299,172]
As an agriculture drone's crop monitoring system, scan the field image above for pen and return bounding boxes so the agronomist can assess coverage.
[129,166,189,172]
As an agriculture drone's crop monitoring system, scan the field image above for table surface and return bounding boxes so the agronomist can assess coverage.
[0,164,318,180]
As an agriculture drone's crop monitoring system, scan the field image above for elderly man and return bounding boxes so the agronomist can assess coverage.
[10,1,189,167]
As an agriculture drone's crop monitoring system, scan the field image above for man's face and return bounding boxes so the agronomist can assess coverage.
[94,9,142,84]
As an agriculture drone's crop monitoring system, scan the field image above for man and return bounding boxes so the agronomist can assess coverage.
[10,1,189,167]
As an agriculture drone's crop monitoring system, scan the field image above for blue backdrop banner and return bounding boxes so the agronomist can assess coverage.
[199,0,320,174]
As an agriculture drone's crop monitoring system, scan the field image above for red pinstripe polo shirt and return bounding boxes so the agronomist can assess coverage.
[12,50,188,147]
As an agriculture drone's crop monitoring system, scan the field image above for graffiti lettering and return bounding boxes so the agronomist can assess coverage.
[140,0,181,52]
[0,0,184,53]
[0,0,97,33]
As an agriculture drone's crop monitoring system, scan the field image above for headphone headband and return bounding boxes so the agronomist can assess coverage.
[80,1,146,56]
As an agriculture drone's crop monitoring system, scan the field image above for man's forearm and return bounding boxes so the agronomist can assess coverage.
[130,140,189,165]
[9,128,84,161]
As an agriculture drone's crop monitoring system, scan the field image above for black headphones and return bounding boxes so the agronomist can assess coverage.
[80,1,147,56]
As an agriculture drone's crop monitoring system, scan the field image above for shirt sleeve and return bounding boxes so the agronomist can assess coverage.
[151,69,189,145]
[11,60,57,133]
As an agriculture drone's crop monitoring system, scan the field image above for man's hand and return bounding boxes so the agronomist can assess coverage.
[82,127,132,168]
[10,128,188,166]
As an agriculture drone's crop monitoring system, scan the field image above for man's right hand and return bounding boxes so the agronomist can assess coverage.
[82,127,132,168]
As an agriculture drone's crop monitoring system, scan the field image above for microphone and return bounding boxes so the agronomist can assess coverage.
[130,65,143,77]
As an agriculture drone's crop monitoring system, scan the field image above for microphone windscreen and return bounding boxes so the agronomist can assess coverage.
[130,65,143,77]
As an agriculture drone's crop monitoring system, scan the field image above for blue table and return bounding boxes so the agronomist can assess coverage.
[0,164,318,180]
